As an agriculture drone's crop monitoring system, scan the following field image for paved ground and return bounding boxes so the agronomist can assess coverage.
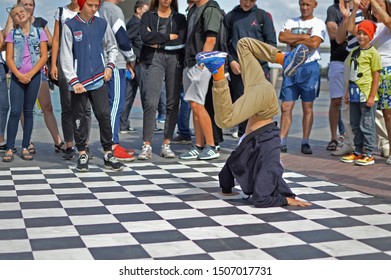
[0,82,390,260]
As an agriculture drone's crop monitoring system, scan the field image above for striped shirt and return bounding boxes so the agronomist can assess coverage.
[346,9,365,52]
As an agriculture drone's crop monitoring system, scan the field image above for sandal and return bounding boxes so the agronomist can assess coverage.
[28,142,36,154]
[2,149,14,162]
[54,141,66,153]
[326,140,338,151]
[21,148,33,161]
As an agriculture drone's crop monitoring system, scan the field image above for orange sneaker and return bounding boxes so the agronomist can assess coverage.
[340,153,363,163]
[113,145,135,162]
[354,154,375,166]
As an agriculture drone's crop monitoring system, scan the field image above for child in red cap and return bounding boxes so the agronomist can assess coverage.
[340,19,382,166]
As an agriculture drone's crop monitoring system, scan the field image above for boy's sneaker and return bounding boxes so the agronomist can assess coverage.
[160,143,175,158]
[138,144,152,160]
[283,44,309,77]
[179,146,202,160]
[197,145,220,160]
[171,134,192,144]
[85,147,94,159]
[280,145,288,153]
[104,153,125,171]
[117,145,134,155]
[340,152,363,163]
[301,143,313,154]
[76,154,89,172]
[120,126,138,134]
[113,145,135,162]
[196,51,227,74]
[62,147,75,160]
[354,154,375,166]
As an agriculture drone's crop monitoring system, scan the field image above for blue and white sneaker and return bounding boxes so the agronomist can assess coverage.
[197,145,220,160]
[196,51,227,74]
[283,44,309,77]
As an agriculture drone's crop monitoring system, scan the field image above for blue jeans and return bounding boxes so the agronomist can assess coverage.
[0,64,9,137]
[7,73,41,150]
[350,102,377,155]
[177,87,191,138]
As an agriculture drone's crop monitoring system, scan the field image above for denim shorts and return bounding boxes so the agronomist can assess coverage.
[378,66,391,110]
[280,61,321,102]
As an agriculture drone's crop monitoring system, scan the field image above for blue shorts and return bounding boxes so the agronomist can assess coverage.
[279,61,321,102]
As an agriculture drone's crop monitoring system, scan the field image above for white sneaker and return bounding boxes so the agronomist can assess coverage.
[138,144,152,160]
[160,143,175,158]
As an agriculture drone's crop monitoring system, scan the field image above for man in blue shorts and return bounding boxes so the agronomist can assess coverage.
[278,0,326,154]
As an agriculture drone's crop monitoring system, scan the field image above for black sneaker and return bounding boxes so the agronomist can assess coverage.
[301,143,313,154]
[280,145,288,153]
[86,146,94,159]
[76,154,89,172]
[104,153,125,171]
[62,147,75,160]
[171,134,192,144]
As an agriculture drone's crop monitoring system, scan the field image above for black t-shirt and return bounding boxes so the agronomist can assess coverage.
[33,17,48,29]
[326,4,349,62]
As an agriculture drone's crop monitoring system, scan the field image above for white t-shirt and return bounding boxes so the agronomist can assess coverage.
[282,16,326,63]
[371,22,391,68]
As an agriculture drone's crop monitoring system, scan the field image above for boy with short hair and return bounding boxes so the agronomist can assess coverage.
[340,19,382,166]
[60,0,124,171]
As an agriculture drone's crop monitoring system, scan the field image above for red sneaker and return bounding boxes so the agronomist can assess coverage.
[113,145,135,162]
[116,145,134,155]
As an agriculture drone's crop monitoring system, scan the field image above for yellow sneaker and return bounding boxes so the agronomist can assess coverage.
[340,153,363,163]
[354,154,375,166]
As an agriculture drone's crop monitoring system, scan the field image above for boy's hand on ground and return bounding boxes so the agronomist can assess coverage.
[287,197,312,207]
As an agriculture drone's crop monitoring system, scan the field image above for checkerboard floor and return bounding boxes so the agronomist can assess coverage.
[1,160,391,260]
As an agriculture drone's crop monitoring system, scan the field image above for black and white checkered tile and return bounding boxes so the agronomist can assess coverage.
[1,161,391,260]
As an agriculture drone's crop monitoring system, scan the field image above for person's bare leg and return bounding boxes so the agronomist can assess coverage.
[302,101,314,140]
[191,102,214,146]
[383,109,391,155]
[329,97,341,141]
[280,101,295,139]
[38,81,62,146]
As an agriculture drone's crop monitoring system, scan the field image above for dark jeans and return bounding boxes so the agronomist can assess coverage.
[71,85,113,152]
[7,73,41,150]
[142,50,182,142]
[58,60,91,143]
[177,87,191,138]
[350,102,377,154]
[0,64,9,137]
[120,63,146,131]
